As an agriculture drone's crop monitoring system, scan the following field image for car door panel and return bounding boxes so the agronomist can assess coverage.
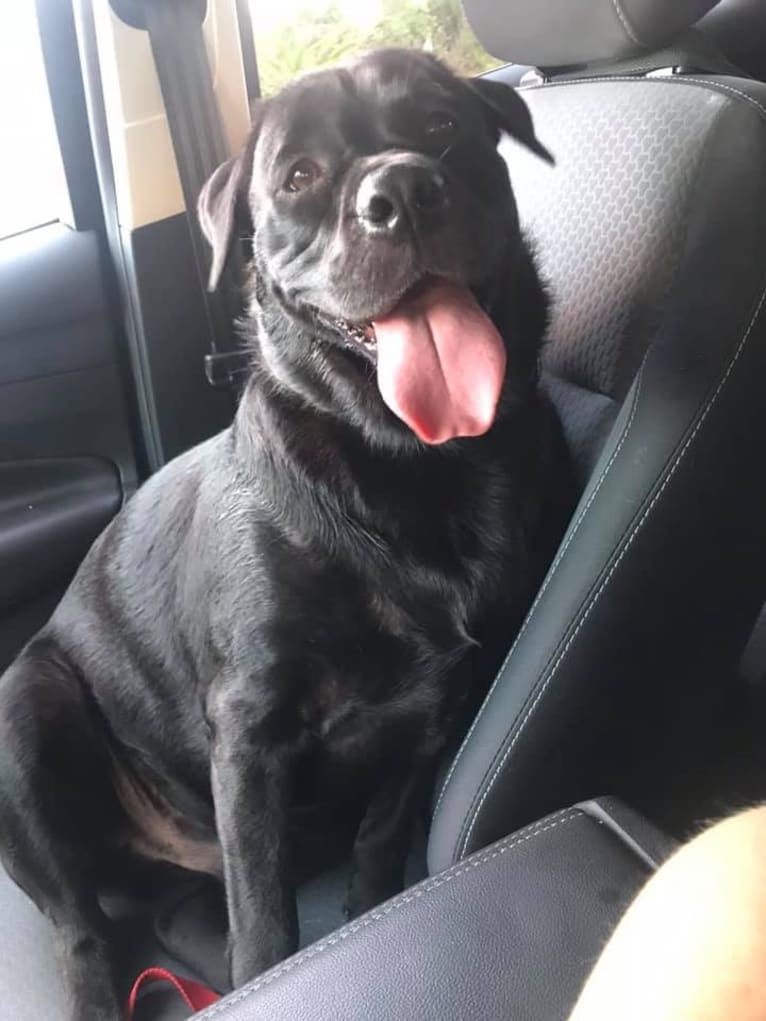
[0,458,120,615]
[0,223,137,668]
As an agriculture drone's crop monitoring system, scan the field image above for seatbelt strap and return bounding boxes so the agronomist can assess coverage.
[127,967,220,1018]
[136,0,250,387]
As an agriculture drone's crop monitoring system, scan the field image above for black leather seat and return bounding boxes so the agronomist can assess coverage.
[699,0,766,82]
[428,0,766,871]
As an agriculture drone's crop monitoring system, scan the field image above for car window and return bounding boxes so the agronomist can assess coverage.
[0,5,67,240]
[249,0,502,97]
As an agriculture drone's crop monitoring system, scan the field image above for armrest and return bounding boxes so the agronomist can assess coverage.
[0,458,121,612]
[196,799,674,1021]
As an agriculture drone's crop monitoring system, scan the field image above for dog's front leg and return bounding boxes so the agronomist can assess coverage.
[345,736,441,919]
[208,686,298,989]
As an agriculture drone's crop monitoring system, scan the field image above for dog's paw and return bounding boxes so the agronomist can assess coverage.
[342,889,366,921]
[227,929,296,989]
[343,875,400,921]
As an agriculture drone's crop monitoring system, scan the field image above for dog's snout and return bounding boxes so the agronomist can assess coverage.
[356,163,448,237]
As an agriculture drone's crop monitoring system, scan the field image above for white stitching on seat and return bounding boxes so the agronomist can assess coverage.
[678,78,766,120]
[519,74,766,124]
[610,0,641,45]
[458,282,766,857]
[432,365,645,822]
[196,810,583,1019]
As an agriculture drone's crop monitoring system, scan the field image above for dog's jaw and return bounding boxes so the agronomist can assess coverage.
[332,319,378,361]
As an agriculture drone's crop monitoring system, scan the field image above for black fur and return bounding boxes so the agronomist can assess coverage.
[0,49,570,1019]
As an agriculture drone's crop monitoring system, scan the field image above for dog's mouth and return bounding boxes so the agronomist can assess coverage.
[314,276,507,445]
[323,277,437,363]
[331,317,378,357]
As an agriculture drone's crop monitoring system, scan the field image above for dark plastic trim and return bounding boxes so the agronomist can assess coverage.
[35,0,103,233]
[109,0,206,31]
[73,0,165,473]
[236,0,261,101]
[35,0,147,478]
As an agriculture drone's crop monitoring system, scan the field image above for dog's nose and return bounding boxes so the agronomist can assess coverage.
[356,163,448,236]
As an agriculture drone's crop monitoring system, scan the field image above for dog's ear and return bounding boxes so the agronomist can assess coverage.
[198,155,247,292]
[198,107,265,291]
[468,79,554,165]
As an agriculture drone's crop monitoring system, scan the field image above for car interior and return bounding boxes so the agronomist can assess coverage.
[2,0,766,1018]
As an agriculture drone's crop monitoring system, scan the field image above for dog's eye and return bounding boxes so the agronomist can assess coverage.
[424,112,458,137]
[284,159,322,193]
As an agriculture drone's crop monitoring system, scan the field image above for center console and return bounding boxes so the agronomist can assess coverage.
[192,798,675,1021]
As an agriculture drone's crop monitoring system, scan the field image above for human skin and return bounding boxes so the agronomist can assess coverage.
[569,805,766,1021]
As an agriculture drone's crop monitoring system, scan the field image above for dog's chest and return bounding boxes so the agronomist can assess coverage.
[258,497,512,755]
[231,426,524,769]
[271,569,470,793]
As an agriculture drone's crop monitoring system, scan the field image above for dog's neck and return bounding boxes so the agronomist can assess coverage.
[231,352,518,580]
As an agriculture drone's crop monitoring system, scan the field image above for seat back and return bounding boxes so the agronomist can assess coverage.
[699,0,766,82]
[429,0,766,870]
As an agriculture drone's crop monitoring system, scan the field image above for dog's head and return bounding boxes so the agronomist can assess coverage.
[199,48,551,450]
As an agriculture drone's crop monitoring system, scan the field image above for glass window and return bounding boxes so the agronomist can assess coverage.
[0,5,68,240]
[250,0,502,97]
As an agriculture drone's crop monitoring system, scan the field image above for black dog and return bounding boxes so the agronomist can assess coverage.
[0,49,569,1020]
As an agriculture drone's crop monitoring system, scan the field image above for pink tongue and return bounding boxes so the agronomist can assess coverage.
[373,280,507,445]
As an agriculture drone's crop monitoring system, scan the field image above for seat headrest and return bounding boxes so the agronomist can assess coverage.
[461,0,721,68]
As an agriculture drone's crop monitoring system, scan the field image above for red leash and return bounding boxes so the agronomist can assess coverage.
[127,967,220,1018]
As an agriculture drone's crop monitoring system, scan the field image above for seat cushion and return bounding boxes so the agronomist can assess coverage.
[0,866,193,1021]
[152,823,429,994]
[0,829,429,1021]
[0,867,67,1021]
[0,800,667,1021]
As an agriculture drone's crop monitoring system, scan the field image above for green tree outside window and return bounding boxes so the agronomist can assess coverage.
[252,0,501,97]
